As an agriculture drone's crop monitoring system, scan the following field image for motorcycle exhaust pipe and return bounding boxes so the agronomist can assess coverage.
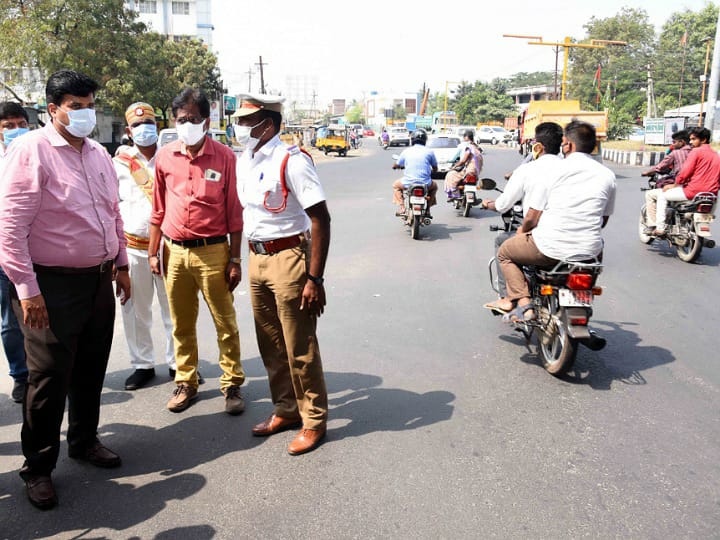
[423,218,432,226]
[704,239,716,248]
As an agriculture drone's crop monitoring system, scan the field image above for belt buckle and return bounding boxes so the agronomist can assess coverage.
[251,241,267,255]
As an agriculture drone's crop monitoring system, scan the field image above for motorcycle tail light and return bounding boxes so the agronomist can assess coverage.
[697,203,713,213]
[464,175,477,185]
[569,315,588,325]
[567,273,593,290]
[592,287,602,295]
[412,188,425,197]
[700,224,711,232]
[540,285,553,295]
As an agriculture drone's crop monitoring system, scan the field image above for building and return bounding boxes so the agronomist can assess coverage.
[126,0,214,47]
[506,84,555,112]
[364,91,420,128]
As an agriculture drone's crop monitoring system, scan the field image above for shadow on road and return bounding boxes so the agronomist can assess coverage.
[508,320,675,390]
[639,240,720,267]
[418,223,472,241]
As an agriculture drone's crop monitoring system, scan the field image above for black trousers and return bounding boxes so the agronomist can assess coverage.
[12,269,115,478]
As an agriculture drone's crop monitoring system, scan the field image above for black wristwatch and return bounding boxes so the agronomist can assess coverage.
[307,273,324,286]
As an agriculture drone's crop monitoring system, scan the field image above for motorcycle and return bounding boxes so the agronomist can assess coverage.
[449,172,483,217]
[485,178,607,376]
[639,173,717,263]
[392,154,432,240]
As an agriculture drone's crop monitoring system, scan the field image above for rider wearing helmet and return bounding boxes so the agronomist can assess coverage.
[444,129,483,199]
[392,128,438,215]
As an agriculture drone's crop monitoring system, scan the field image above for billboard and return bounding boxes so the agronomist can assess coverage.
[663,117,686,145]
[644,117,665,145]
[223,95,236,112]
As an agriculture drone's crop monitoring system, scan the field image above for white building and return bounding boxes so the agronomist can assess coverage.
[126,0,214,47]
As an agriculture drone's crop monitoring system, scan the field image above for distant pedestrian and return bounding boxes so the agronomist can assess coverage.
[114,102,176,390]
[234,93,330,455]
[148,87,246,415]
[0,70,130,510]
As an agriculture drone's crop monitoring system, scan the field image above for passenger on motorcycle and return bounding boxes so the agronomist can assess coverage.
[486,120,616,322]
[482,122,563,313]
[444,130,483,200]
[381,128,389,146]
[392,129,438,215]
[644,126,720,237]
[640,129,690,188]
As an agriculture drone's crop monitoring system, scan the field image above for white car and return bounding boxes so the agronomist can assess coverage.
[476,125,511,145]
[427,135,462,175]
[388,126,410,147]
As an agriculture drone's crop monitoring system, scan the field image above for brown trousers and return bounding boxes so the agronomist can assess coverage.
[392,179,438,206]
[498,233,558,301]
[248,240,328,429]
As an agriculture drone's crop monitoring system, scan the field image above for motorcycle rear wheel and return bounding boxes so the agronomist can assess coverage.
[411,214,420,240]
[537,311,577,376]
[675,219,703,262]
[462,198,472,217]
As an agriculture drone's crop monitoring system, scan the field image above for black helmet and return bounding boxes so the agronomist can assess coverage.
[411,129,428,145]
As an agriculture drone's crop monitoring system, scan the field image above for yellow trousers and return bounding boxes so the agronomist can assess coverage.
[165,241,244,390]
[249,241,328,429]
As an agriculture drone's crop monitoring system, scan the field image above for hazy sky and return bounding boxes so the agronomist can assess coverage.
[212,0,714,103]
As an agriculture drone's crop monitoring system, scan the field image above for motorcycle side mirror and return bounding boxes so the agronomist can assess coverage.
[480,178,497,190]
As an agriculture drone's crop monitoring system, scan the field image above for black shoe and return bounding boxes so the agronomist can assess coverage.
[124,368,155,391]
[11,380,25,403]
[168,368,204,385]
[25,475,58,510]
[69,441,121,468]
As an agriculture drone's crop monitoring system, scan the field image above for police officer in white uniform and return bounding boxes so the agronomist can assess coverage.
[234,93,331,455]
[114,102,176,390]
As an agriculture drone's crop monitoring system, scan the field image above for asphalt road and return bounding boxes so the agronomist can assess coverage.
[1,141,719,539]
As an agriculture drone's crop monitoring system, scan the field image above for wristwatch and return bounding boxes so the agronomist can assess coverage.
[229,257,241,265]
[307,273,324,285]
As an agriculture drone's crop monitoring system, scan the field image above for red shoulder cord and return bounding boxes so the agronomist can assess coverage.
[263,147,314,213]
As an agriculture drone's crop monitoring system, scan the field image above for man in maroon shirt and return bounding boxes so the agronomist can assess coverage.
[148,88,245,415]
[645,126,720,236]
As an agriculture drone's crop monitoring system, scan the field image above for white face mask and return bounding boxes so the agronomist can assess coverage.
[58,108,96,138]
[131,123,158,147]
[176,120,207,146]
[235,119,267,151]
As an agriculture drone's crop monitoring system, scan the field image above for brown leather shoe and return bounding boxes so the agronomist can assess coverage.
[287,427,326,455]
[25,475,58,510]
[69,441,121,468]
[252,414,302,437]
[167,383,198,412]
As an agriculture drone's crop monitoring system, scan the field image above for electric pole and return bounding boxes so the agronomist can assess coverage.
[704,7,720,131]
[244,65,253,93]
[646,64,657,118]
[255,56,268,94]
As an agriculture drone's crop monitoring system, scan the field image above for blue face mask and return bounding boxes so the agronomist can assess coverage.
[131,123,158,147]
[3,127,29,146]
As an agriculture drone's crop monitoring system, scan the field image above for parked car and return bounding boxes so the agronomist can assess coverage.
[363,126,375,137]
[427,135,462,176]
[158,128,232,148]
[387,126,410,147]
[476,125,511,145]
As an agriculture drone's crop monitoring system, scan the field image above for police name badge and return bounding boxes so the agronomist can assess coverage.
[205,169,222,182]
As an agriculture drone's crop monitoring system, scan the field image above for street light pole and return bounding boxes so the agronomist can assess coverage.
[699,38,712,126]
[704,7,720,132]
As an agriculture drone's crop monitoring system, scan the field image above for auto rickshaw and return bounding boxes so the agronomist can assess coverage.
[316,124,349,156]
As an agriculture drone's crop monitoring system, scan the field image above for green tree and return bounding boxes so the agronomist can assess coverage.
[345,103,363,123]
[654,2,719,113]
[450,80,515,124]
[568,7,655,121]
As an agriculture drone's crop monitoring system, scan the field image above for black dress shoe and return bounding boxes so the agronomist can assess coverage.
[124,368,155,390]
[169,368,204,384]
[69,441,121,468]
[11,380,25,403]
[25,475,58,510]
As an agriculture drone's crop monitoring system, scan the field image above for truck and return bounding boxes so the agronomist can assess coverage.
[405,114,433,132]
[518,100,608,157]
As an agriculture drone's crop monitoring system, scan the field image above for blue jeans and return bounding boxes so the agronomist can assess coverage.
[0,266,27,382]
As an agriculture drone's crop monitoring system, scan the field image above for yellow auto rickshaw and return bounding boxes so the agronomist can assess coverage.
[316,124,349,156]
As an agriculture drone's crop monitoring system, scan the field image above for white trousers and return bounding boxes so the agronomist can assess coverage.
[646,187,688,229]
[121,249,176,370]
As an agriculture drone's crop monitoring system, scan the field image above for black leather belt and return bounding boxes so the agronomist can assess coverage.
[33,259,114,275]
[249,234,304,255]
[167,235,227,248]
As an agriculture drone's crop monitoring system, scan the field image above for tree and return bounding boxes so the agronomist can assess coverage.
[449,81,515,124]
[568,7,655,121]
[345,103,363,123]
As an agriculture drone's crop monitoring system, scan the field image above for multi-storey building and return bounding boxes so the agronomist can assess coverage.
[127,0,214,47]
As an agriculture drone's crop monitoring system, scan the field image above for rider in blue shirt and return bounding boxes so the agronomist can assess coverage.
[392,129,438,214]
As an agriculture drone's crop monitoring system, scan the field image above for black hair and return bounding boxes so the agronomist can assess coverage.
[688,126,711,143]
[0,101,29,122]
[45,70,99,106]
[534,122,563,155]
[463,129,475,140]
[671,129,690,143]
[564,120,597,154]
[171,87,210,118]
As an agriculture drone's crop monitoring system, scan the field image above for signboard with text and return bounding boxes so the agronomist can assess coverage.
[643,118,665,145]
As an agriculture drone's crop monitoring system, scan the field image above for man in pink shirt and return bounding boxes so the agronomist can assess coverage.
[148,88,245,415]
[645,126,720,236]
[0,70,131,510]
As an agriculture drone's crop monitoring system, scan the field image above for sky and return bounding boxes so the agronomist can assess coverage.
[212,0,714,105]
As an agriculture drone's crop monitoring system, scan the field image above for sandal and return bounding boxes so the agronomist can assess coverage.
[483,300,513,315]
[504,303,536,323]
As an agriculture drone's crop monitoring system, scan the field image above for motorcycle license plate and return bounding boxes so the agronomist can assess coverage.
[466,192,476,202]
[559,289,593,307]
[410,196,426,204]
[694,213,714,223]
